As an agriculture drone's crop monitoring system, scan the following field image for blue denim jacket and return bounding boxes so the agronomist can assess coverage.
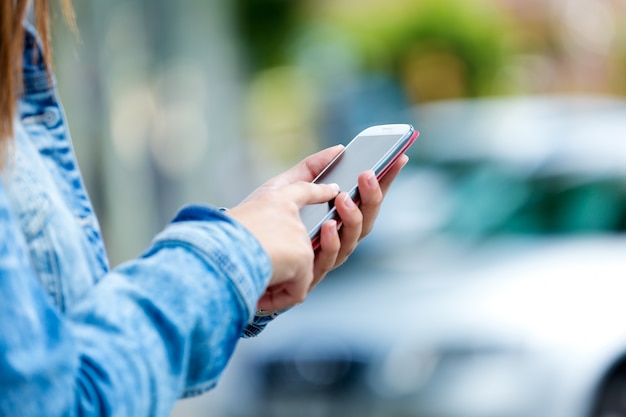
[0,24,273,416]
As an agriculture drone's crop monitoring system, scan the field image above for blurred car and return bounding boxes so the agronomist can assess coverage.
[183,95,626,417]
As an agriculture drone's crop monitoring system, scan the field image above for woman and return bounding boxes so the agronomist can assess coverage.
[0,1,409,416]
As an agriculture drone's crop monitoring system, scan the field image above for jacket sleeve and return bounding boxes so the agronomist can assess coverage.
[0,184,272,417]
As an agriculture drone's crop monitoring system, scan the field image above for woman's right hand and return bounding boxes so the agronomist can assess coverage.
[227,180,339,312]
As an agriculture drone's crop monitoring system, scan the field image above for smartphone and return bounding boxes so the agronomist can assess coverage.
[301,124,419,249]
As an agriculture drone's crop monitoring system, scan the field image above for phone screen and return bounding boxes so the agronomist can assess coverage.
[300,131,411,239]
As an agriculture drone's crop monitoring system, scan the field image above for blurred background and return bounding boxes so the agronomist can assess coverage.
[51,0,626,416]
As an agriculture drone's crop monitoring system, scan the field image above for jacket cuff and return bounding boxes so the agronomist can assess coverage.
[156,204,272,322]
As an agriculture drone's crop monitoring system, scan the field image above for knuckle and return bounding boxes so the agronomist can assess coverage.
[363,189,383,206]
[294,287,308,304]
[344,210,363,227]
[299,245,314,263]
[371,191,383,205]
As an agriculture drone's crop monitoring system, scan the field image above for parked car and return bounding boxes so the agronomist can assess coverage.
[175,95,626,417]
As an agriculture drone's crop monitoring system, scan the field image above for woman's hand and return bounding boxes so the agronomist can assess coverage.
[312,153,409,289]
[227,148,341,311]
[228,145,408,311]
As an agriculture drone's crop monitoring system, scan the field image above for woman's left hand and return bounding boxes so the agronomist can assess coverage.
[311,154,409,289]
[259,145,409,292]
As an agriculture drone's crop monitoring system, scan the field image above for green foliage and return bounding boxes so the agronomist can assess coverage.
[233,0,302,70]
[233,0,516,99]
[330,0,514,98]
[400,2,508,96]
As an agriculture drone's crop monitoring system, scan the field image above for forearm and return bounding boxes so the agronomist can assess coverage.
[0,203,272,417]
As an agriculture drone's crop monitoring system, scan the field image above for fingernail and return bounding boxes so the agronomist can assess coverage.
[366,171,377,188]
[343,193,356,208]
[327,183,340,192]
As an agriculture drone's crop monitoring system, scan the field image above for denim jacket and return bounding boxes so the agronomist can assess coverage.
[0,24,273,417]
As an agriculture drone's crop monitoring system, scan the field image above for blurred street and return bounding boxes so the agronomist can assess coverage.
[50,1,626,416]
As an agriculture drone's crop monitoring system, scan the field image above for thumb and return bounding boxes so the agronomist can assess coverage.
[285,182,340,208]
[267,145,345,187]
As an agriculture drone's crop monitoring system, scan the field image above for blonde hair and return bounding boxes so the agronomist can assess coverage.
[0,0,75,162]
